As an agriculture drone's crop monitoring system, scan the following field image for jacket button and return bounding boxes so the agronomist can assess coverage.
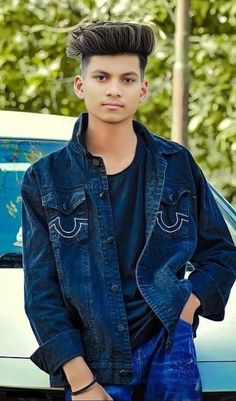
[92,158,100,167]
[100,192,106,199]
[62,203,67,210]
[119,369,128,377]
[169,194,174,202]
[117,324,125,332]
[111,284,118,292]
[107,236,115,244]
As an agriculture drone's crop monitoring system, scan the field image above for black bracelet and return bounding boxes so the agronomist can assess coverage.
[71,376,97,396]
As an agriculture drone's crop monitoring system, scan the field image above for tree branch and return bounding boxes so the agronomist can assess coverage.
[161,0,175,23]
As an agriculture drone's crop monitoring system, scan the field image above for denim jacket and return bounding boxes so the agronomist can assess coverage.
[21,113,236,387]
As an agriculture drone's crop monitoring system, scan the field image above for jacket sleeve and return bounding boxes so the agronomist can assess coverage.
[187,152,236,321]
[21,166,85,378]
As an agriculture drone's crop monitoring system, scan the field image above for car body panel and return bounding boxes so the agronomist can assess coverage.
[0,111,235,394]
[198,362,236,392]
[0,359,49,389]
[0,110,76,140]
[195,284,236,362]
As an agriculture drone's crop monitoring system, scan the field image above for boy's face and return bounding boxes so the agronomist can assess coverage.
[74,54,148,124]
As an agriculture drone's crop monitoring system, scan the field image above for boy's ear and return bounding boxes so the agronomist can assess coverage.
[139,80,148,103]
[74,76,84,99]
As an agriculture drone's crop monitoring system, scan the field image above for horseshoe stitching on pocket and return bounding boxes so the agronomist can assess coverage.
[156,211,189,233]
[49,216,88,238]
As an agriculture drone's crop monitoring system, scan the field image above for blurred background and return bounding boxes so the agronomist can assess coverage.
[1,0,235,205]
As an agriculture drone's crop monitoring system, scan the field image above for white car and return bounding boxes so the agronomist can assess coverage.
[0,111,236,401]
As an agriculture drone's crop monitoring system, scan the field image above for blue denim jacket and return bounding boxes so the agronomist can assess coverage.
[21,113,236,387]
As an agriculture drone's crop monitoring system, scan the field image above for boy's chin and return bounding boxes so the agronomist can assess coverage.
[89,110,133,124]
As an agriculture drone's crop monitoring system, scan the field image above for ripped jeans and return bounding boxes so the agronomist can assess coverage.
[65,319,202,401]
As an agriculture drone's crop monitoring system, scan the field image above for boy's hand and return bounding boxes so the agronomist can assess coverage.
[179,292,201,324]
[71,382,113,400]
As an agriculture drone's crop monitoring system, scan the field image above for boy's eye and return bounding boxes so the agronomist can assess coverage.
[124,78,134,84]
[95,75,107,81]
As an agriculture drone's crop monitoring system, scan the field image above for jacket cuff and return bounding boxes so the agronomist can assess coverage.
[30,329,85,374]
[188,269,225,321]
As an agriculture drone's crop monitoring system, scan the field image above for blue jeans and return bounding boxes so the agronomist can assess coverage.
[65,319,202,401]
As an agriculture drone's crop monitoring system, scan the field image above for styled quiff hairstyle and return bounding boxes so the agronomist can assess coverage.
[66,21,155,78]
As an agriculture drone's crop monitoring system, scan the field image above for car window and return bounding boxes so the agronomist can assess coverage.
[208,183,236,245]
[0,139,67,260]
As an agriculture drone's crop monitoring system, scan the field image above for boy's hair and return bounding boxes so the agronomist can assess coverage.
[66,21,155,78]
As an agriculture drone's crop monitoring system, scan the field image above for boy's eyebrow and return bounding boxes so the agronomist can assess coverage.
[91,69,139,77]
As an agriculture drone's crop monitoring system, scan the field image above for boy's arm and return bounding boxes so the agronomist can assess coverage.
[186,152,236,321]
[63,356,94,390]
[21,167,86,380]
[179,293,201,324]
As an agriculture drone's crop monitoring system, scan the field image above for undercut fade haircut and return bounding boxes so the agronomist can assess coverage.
[66,21,155,79]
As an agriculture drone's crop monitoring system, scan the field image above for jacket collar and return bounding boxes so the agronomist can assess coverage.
[68,112,182,158]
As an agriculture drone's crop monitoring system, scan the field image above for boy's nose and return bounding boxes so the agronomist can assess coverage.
[105,82,122,97]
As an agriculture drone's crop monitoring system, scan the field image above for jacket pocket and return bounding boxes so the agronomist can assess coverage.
[155,187,190,239]
[42,187,88,245]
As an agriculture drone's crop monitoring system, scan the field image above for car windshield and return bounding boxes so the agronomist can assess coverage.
[0,138,67,260]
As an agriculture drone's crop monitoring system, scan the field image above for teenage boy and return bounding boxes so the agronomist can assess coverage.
[21,22,236,401]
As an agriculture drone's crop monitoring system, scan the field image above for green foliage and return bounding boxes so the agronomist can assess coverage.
[1,0,235,204]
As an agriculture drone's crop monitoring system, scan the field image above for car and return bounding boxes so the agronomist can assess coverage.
[0,110,236,401]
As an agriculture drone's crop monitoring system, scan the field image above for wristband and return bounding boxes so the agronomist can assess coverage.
[71,375,97,396]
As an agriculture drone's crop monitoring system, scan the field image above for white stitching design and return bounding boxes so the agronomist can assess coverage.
[49,217,88,238]
[156,211,189,233]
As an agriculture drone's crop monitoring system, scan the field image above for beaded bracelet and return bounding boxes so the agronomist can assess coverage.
[71,375,97,396]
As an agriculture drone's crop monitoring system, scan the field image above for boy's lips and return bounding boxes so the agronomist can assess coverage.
[102,103,124,109]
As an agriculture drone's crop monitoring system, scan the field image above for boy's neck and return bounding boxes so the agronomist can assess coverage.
[85,113,137,159]
[84,112,138,175]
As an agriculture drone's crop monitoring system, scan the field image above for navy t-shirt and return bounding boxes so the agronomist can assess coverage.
[107,131,161,349]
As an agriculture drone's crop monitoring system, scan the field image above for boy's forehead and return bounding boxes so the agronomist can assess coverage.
[87,54,140,74]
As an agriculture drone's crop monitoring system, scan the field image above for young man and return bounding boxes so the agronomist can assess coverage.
[21,22,236,401]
